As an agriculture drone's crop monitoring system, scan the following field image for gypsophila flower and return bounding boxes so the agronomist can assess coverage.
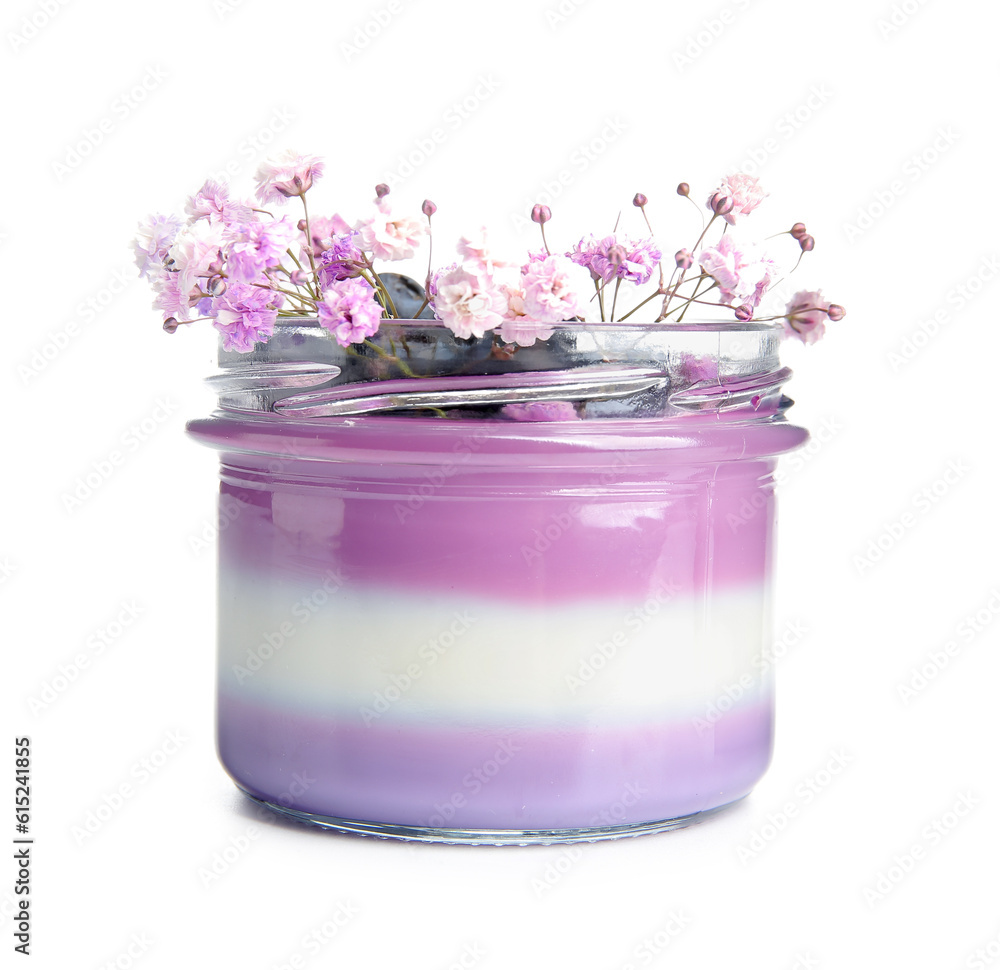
[317,278,384,347]
[496,283,555,346]
[306,214,352,254]
[710,174,767,225]
[227,217,299,283]
[431,263,506,339]
[140,149,844,371]
[169,220,228,296]
[318,233,365,286]
[254,150,325,204]
[457,228,513,278]
[152,273,197,322]
[521,255,590,323]
[698,235,774,307]
[185,179,254,226]
[355,206,426,262]
[211,281,284,352]
[571,234,662,286]
[783,290,831,344]
[133,214,184,279]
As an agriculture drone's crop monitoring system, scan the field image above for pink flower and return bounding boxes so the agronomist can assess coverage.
[430,263,506,339]
[457,227,513,278]
[698,235,774,307]
[501,401,579,422]
[317,233,365,286]
[709,174,767,225]
[211,281,284,352]
[496,284,554,346]
[317,278,384,347]
[151,272,198,322]
[254,150,325,204]
[306,214,353,254]
[521,254,591,323]
[185,179,254,226]
[571,234,662,285]
[782,290,830,344]
[354,206,425,261]
[133,214,183,279]
[227,217,299,283]
[168,220,228,296]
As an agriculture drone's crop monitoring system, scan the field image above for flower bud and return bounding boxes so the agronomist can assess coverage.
[735,304,754,321]
[297,219,308,232]
[798,234,815,252]
[710,192,734,215]
[675,248,693,270]
[375,183,390,199]
[162,317,179,334]
[676,182,690,197]
[826,303,846,321]
[208,277,227,296]
[289,269,309,287]
[531,204,552,225]
[632,192,648,207]
[607,244,627,267]
[790,222,807,239]
[421,199,437,217]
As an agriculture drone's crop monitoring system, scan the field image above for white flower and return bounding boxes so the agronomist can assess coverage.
[133,213,183,280]
[457,227,514,278]
[254,150,325,204]
[521,254,591,323]
[496,284,554,346]
[169,220,228,296]
[431,263,506,339]
[355,206,425,261]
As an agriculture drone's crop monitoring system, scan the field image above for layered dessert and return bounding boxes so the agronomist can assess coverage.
[189,412,805,840]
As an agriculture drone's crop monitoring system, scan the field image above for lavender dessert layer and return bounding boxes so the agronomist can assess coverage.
[218,691,773,829]
[189,412,804,829]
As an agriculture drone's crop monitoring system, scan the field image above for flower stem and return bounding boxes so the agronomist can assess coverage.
[298,194,321,299]
[360,261,398,318]
[358,338,421,377]
[618,288,665,322]
[673,280,720,322]
[637,203,666,291]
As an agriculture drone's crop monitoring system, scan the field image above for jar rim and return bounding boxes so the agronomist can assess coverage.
[268,315,783,335]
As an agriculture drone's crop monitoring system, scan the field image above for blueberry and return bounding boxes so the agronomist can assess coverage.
[378,273,434,320]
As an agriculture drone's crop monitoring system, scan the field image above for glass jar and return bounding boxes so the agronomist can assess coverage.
[187,318,807,844]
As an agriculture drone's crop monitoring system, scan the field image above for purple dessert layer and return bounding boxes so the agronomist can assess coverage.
[216,473,775,602]
[190,411,802,600]
[217,692,773,829]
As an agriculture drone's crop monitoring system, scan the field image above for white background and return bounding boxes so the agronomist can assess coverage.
[3,0,999,967]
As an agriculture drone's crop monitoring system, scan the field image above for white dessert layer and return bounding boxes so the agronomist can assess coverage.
[218,569,774,725]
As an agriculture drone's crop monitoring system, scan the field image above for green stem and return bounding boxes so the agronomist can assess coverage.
[298,194,321,299]
[358,338,422,378]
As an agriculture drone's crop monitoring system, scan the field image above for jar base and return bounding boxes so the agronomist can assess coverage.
[239,786,745,845]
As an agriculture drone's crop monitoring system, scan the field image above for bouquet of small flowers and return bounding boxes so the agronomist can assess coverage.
[134,150,844,358]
